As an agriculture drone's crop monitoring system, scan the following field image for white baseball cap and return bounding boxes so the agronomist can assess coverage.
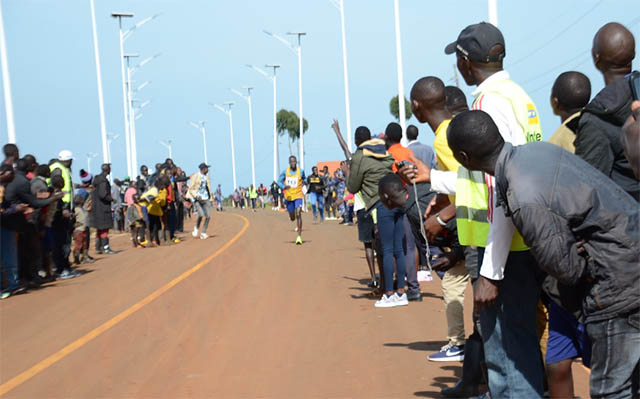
[58,150,74,161]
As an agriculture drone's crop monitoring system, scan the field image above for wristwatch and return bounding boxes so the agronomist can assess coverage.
[435,213,447,227]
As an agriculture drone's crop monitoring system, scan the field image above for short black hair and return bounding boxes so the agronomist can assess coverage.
[3,143,18,158]
[36,164,50,178]
[289,155,297,161]
[444,86,469,113]
[406,125,419,141]
[355,126,371,146]
[74,195,85,205]
[378,173,405,195]
[385,122,403,144]
[23,154,36,169]
[551,71,591,112]
[51,175,65,189]
[447,110,503,162]
[16,158,29,172]
[410,76,445,105]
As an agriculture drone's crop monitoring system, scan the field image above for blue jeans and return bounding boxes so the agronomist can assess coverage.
[402,215,419,295]
[376,203,406,293]
[478,248,544,398]
[308,192,324,219]
[1,227,18,292]
[194,200,211,233]
[586,309,640,398]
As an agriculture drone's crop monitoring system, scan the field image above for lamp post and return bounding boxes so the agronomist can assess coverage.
[231,87,256,188]
[0,0,15,143]
[159,140,172,159]
[87,152,98,174]
[247,64,280,181]
[106,132,120,163]
[188,121,208,165]
[212,102,237,190]
[87,0,109,164]
[111,12,134,178]
[488,0,498,26]
[392,0,407,144]
[123,53,138,177]
[264,30,306,170]
[130,98,151,173]
[330,0,352,151]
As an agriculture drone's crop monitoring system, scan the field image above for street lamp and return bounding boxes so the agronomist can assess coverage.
[106,132,120,163]
[159,140,172,159]
[330,0,353,151]
[0,0,16,144]
[247,64,280,181]
[87,152,98,174]
[87,0,109,164]
[130,98,151,173]
[188,121,208,165]
[111,12,134,178]
[392,0,407,143]
[264,30,306,170]
[122,53,138,178]
[212,102,237,190]
[231,87,256,188]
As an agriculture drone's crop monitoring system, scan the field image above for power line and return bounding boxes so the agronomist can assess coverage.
[508,0,602,68]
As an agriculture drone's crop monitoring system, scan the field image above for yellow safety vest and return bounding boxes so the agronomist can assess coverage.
[456,78,542,250]
[49,162,73,206]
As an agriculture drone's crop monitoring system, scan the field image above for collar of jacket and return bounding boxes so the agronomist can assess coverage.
[583,73,633,125]
[358,138,390,159]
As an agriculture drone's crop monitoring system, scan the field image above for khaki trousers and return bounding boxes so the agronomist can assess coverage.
[441,260,469,346]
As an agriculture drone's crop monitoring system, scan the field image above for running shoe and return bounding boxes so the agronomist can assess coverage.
[172,237,181,243]
[57,270,79,280]
[1,291,10,300]
[200,233,209,240]
[139,240,149,246]
[295,235,303,245]
[427,343,465,362]
[374,294,397,308]
[394,292,409,306]
[192,227,199,238]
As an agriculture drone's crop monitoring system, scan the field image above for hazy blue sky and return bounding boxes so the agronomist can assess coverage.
[1,0,638,193]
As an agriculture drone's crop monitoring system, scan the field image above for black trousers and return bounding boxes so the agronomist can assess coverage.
[17,223,40,282]
[52,224,71,274]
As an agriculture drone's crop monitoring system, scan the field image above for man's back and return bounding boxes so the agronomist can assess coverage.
[496,142,639,323]
[408,141,435,168]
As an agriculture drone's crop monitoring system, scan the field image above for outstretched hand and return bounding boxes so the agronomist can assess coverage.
[331,119,340,133]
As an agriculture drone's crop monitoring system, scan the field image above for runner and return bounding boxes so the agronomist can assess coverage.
[277,155,306,245]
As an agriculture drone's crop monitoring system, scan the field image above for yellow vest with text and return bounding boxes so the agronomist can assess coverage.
[456,78,542,250]
[49,162,73,205]
[284,167,303,201]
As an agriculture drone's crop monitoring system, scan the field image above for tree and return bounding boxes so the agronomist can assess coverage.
[389,95,412,121]
[276,109,309,156]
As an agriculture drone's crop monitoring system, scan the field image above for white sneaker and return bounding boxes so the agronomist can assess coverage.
[394,292,409,306]
[192,227,199,238]
[374,294,397,308]
[200,233,209,240]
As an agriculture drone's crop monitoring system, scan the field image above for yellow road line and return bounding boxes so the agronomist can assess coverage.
[0,214,250,396]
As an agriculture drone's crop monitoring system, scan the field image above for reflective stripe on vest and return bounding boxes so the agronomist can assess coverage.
[455,78,542,250]
[49,162,73,206]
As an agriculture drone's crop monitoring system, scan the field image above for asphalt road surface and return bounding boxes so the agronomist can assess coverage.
[0,209,589,398]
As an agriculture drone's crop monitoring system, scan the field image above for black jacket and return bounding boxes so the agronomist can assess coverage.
[575,74,640,201]
[88,173,113,230]
[495,142,639,324]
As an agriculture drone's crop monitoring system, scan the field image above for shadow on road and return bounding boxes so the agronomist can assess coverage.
[383,340,449,352]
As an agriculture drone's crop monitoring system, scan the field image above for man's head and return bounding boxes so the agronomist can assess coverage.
[592,22,635,84]
[406,125,419,141]
[378,173,408,210]
[74,194,85,207]
[51,175,65,190]
[289,155,297,170]
[15,158,29,173]
[385,122,403,146]
[444,86,469,115]
[551,71,591,117]
[36,164,50,178]
[3,143,18,163]
[132,194,141,204]
[57,150,74,168]
[199,162,209,175]
[155,163,162,172]
[445,22,505,86]
[322,165,329,174]
[0,164,14,184]
[101,163,111,176]
[140,165,149,176]
[354,126,371,146]
[165,158,174,168]
[23,154,37,172]
[447,110,504,175]
[410,76,447,124]
[312,166,318,175]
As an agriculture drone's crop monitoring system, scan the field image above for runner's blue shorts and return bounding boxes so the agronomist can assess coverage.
[546,300,592,367]
[286,198,303,214]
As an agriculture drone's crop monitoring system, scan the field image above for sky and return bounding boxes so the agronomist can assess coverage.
[1,0,639,195]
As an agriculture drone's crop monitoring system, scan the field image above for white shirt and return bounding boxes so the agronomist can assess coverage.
[429,70,527,281]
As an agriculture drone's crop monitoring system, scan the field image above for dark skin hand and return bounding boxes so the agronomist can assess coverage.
[474,275,499,316]
[431,252,456,273]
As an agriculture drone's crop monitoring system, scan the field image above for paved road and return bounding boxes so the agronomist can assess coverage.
[0,210,589,398]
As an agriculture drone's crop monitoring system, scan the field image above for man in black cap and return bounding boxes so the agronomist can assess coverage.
[436,22,545,397]
[186,163,213,239]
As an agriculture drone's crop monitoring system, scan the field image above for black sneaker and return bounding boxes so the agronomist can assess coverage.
[407,291,423,302]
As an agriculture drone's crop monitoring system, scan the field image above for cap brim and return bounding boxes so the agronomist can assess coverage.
[444,41,457,55]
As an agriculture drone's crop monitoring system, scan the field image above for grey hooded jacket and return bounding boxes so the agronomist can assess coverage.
[494,142,639,324]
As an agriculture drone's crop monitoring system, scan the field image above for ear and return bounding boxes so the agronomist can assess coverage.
[411,99,420,112]
[550,96,560,115]
[457,151,470,167]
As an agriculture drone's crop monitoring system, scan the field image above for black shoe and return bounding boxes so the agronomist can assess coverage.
[367,280,380,288]
[103,247,117,255]
[440,379,479,398]
[407,291,423,302]
[441,331,484,398]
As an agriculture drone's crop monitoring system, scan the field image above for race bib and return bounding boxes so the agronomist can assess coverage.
[286,176,298,187]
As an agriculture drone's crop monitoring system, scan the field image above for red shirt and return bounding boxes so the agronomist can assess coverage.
[387,143,415,173]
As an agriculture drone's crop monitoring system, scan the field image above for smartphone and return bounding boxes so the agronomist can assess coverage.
[631,71,640,101]
[396,160,413,169]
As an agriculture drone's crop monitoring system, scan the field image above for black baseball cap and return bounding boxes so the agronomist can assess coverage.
[444,22,506,63]
[199,163,210,170]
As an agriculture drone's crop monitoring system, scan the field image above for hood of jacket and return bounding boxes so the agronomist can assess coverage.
[582,73,634,126]
[358,138,390,159]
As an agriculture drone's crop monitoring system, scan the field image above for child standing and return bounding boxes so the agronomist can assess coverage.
[72,195,88,265]
[126,194,145,248]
